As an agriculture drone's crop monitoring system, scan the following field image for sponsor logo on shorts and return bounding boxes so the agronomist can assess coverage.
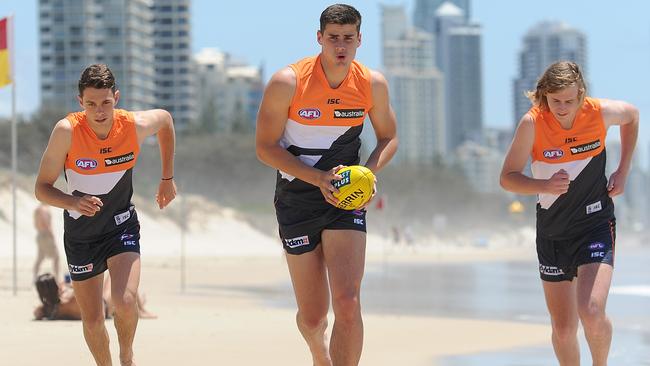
[586,201,602,215]
[591,251,605,258]
[539,264,564,276]
[352,210,364,216]
[298,108,321,120]
[284,235,310,249]
[334,109,365,119]
[353,218,364,225]
[589,242,605,250]
[543,148,564,159]
[69,263,94,274]
[121,233,137,246]
[570,139,601,155]
[333,170,351,189]
[104,152,135,167]
[114,210,131,226]
[76,158,98,170]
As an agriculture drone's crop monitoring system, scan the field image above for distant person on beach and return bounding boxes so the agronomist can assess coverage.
[255,4,398,365]
[34,272,82,320]
[500,61,638,365]
[34,273,156,321]
[33,204,60,282]
[34,64,176,365]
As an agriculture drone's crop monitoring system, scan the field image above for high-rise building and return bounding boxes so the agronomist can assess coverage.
[413,0,470,32]
[152,0,195,128]
[434,2,482,151]
[512,21,587,129]
[381,5,445,164]
[455,140,502,193]
[194,48,263,134]
[39,0,195,129]
[39,0,156,112]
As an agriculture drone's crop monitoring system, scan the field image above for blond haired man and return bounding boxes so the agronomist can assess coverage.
[501,61,639,365]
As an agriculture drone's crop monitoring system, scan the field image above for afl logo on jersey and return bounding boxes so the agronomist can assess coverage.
[76,158,98,170]
[543,149,564,160]
[298,108,321,120]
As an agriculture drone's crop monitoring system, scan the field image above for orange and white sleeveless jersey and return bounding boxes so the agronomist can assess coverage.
[63,109,140,239]
[275,55,373,207]
[529,97,614,238]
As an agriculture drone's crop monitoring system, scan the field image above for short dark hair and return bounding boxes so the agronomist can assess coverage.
[78,64,117,96]
[320,4,362,33]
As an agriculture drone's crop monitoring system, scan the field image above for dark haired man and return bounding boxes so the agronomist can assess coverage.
[256,4,398,365]
[35,63,176,365]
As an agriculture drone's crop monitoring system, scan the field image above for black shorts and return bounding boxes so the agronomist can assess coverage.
[276,200,367,255]
[537,219,615,282]
[64,222,141,281]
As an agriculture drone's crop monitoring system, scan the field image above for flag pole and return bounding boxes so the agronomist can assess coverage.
[10,14,17,296]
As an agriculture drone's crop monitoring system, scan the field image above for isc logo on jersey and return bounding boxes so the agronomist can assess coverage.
[298,108,321,120]
[76,158,98,170]
[543,149,564,159]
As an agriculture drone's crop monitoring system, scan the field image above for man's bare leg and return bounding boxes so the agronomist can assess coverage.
[286,244,332,366]
[322,229,365,366]
[577,263,613,366]
[73,274,112,366]
[107,252,141,366]
[542,279,580,366]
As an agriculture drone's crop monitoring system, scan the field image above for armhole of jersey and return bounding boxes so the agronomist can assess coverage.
[365,66,374,111]
[62,117,74,169]
[288,65,300,108]
[63,117,75,145]
[125,110,141,152]
[590,98,607,133]
[523,112,538,161]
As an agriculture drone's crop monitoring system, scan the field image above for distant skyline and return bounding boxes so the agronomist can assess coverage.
[0,0,648,152]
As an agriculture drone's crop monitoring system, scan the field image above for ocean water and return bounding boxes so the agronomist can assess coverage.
[191,244,650,365]
[360,246,650,366]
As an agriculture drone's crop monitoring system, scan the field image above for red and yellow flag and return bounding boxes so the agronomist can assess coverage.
[0,17,12,87]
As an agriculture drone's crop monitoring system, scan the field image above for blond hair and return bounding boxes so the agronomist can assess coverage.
[526,61,586,110]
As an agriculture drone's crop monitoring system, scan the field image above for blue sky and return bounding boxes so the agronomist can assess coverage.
[0,0,648,155]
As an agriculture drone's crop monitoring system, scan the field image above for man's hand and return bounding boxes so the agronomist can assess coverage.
[74,195,103,217]
[318,165,345,207]
[545,169,570,195]
[156,179,177,209]
[607,170,628,197]
[357,174,377,210]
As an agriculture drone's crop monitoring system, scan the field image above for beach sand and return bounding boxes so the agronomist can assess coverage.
[0,188,550,365]
[1,255,551,366]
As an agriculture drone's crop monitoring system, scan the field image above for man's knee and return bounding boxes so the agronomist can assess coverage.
[332,292,361,323]
[297,310,327,332]
[578,300,608,330]
[551,320,578,343]
[112,290,138,315]
[82,312,106,332]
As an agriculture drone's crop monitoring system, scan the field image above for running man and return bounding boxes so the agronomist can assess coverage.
[256,4,398,365]
[33,203,60,282]
[500,61,638,365]
[35,64,176,366]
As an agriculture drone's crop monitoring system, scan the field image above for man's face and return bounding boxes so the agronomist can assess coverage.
[546,84,581,125]
[317,23,361,67]
[77,87,119,125]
